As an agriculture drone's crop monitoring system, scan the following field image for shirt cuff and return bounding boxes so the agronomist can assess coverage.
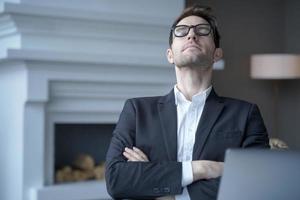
[181,161,193,187]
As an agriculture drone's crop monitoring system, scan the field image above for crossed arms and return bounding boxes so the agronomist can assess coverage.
[106,140,223,199]
[123,146,223,200]
[105,99,224,199]
[105,98,269,199]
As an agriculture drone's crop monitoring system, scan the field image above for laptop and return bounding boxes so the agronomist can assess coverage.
[217,149,300,200]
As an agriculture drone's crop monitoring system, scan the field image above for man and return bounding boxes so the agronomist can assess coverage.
[105,4,269,200]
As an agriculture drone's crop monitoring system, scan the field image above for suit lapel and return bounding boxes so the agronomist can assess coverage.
[193,88,224,159]
[158,90,178,161]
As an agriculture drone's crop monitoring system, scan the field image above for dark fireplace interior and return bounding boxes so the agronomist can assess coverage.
[54,123,115,183]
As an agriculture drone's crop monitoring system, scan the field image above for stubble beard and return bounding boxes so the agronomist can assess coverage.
[175,53,214,70]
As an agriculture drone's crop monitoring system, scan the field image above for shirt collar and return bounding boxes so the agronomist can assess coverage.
[174,85,212,106]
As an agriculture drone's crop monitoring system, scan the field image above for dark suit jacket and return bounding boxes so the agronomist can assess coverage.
[105,88,269,200]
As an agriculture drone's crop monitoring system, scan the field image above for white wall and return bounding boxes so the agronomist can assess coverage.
[0,0,185,200]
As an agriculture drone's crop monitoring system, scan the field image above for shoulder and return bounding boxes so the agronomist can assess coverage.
[125,95,164,108]
[209,88,256,109]
[220,96,254,106]
[125,89,174,107]
[217,95,259,114]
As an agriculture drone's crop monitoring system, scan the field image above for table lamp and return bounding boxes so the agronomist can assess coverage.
[250,54,300,136]
[251,54,300,79]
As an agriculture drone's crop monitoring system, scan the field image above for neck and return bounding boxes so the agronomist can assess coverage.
[175,66,212,101]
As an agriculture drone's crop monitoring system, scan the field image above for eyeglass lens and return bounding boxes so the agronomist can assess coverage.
[174,24,211,37]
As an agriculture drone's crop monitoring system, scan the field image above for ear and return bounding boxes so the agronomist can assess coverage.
[166,48,174,64]
[213,48,223,62]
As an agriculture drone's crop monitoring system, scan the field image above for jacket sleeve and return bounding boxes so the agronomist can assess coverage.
[187,178,220,200]
[242,104,270,148]
[105,99,183,199]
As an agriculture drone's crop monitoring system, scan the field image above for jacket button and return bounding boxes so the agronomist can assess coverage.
[153,187,160,193]
[163,187,170,193]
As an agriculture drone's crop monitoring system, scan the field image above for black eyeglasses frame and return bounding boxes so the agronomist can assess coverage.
[172,23,212,38]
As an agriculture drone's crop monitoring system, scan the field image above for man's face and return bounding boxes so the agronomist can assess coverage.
[167,16,222,69]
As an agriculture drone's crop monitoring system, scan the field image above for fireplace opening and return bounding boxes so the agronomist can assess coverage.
[54,123,115,184]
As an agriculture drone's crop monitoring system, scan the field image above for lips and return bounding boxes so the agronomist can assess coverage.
[182,43,202,52]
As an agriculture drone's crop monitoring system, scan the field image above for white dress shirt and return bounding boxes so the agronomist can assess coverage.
[174,85,212,200]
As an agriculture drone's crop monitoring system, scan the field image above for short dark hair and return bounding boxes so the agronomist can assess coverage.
[169,4,220,48]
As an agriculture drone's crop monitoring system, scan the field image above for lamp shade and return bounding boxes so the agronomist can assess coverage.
[250,54,300,79]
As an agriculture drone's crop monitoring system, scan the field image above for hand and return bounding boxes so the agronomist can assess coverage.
[123,147,149,162]
[192,160,224,181]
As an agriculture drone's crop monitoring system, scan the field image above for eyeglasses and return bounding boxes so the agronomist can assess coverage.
[172,23,212,37]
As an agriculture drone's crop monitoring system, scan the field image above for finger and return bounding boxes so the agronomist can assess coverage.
[125,147,146,161]
[123,151,131,160]
[130,147,148,161]
[133,147,149,161]
[123,151,139,161]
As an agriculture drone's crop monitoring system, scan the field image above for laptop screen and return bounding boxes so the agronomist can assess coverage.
[217,149,300,200]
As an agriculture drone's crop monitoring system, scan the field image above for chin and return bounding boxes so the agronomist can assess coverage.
[175,56,213,69]
[177,63,211,70]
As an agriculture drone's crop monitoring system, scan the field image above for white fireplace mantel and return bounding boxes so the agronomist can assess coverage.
[0,1,184,200]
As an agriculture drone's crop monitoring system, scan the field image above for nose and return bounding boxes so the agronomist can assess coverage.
[187,27,197,41]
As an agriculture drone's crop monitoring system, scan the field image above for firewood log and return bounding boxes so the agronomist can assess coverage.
[73,154,95,171]
[56,166,73,183]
